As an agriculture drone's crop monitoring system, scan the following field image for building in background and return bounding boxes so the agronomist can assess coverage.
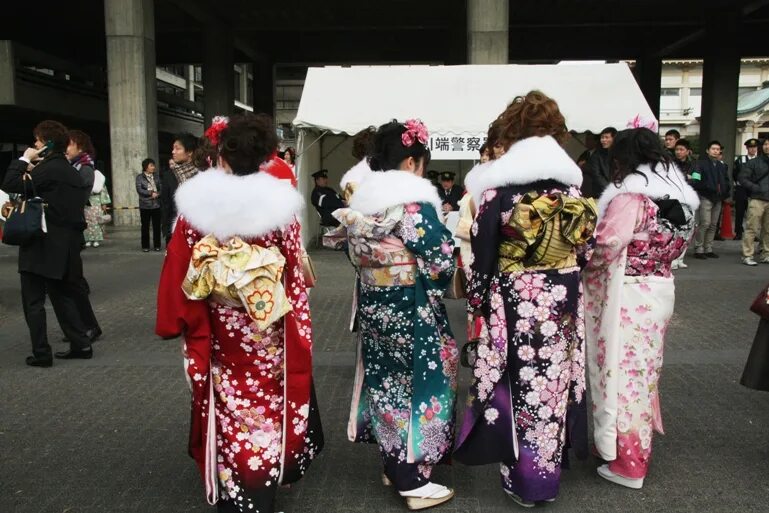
[660,58,769,154]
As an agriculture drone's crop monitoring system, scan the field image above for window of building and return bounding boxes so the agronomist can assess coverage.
[661,88,680,96]
[234,69,241,100]
[690,87,703,96]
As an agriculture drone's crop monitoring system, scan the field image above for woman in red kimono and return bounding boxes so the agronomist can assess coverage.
[156,113,323,513]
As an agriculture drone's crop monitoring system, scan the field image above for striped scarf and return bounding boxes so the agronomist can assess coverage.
[171,160,199,184]
[70,152,95,170]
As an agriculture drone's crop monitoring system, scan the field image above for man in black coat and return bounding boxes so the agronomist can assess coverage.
[160,132,199,244]
[738,139,769,265]
[437,171,463,213]
[311,169,345,227]
[583,127,617,198]
[2,120,94,366]
[734,138,760,241]
[691,140,731,259]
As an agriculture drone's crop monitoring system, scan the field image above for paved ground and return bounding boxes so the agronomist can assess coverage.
[1,230,769,513]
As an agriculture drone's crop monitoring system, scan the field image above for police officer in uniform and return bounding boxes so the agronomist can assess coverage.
[734,138,761,240]
[437,171,463,213]
[311,169,345,227]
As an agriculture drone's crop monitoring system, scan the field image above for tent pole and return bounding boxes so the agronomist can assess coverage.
[296,130,329,157]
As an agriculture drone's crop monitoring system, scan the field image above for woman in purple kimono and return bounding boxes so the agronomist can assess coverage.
[584,128,698,489]
[455,91,596,507]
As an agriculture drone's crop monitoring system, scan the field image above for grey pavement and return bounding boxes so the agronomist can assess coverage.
[1,231,769,513]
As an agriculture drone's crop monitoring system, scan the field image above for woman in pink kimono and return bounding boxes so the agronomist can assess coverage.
[584,128,699,489]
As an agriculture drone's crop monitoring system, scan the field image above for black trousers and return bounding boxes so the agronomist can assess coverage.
[140,208,162,249]
[72,275,100,331]
[735,186,749,237]
[20,271,92,358]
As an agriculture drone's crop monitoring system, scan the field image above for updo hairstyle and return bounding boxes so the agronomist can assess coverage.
[351,126,376,161]
[494,90,568,150]
[368,120,431,172]
[218,113,278,176]
[192,135,218,170]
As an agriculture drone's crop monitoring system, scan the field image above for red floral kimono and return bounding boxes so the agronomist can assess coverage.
[156,169,323,512]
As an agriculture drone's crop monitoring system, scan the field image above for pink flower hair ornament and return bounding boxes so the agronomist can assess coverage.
[401,119,429,148]
[626,114,658,133]
[204,116,230,147]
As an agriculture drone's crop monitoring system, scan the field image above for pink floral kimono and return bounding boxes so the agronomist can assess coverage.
[584,163,698,480]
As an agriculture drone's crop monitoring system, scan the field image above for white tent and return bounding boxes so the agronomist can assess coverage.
[293,63,655,242]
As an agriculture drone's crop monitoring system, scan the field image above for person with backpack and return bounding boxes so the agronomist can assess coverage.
[738,138,769,266]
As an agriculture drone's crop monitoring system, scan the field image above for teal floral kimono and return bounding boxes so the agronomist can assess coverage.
[336,170,458,490]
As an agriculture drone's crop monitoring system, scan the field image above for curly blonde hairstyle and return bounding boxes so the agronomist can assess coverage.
[493,90,568,150]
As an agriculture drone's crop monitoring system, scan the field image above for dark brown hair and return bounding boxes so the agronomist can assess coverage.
[192,136,218,170]
[352,127,376,161]
[494,90,568,150]
[218,113,278,176]
[33,120,69,153]
[67,129,96,157]
[486,120,503,159]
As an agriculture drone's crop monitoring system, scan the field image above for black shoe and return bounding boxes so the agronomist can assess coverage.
[26,355,53,367]
[88,327,103,342]
[735,234,743,240]
[143,248,150,253]
[694,253,707,260]
[705,252,719,259]
[62,327,102,344]
[154,247,161,252]
[54,347,93,360]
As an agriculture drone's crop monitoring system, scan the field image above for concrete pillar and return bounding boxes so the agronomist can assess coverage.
[0,41,16,105]
[699,9,741,173]
[251,60,274,117]
[467,0,509,64]
[104,0,157,226]
[634,55,662,121]
[185,64,195,102]
[203,22,234,123]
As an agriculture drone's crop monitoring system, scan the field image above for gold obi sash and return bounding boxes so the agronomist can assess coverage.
[498,192,597,273]
[357,237,418,287]
[182,235,292,330]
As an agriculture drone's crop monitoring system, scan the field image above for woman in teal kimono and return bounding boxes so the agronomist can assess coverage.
[334,120,458,511]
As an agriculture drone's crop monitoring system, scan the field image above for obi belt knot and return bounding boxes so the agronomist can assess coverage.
[182,235,292,330]
[499,192,597,272]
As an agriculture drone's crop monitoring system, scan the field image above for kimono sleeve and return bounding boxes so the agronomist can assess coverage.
[398,202,455,294]
[467,189,502,312]
[586,194,645,273]
[156,217,211,387]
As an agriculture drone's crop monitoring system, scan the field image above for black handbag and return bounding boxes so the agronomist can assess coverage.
[653,196,687,227]
[2,173,46,246]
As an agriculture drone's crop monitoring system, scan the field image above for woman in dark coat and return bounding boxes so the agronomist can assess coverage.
[136,157,163,252]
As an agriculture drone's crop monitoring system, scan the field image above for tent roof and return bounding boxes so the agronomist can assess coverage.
[293,63,655,136]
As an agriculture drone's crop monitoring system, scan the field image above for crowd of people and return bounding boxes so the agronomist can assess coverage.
[3,89,765,513]
[578,126,769,268]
